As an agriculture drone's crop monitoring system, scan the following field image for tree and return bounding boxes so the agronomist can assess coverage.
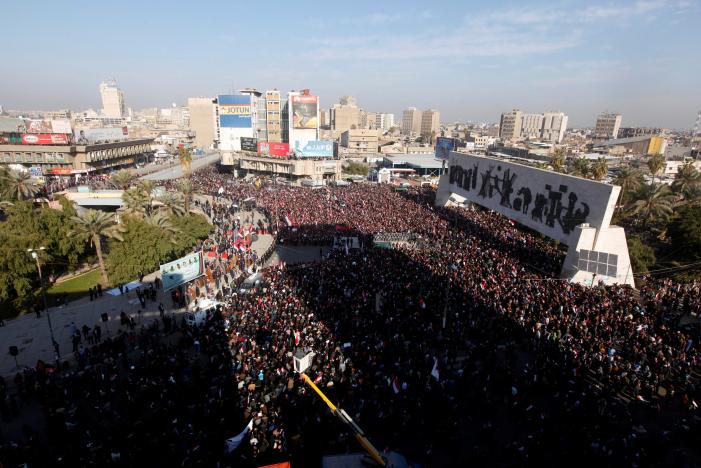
[345,161,369,176]
[671,161,701,201]
[549,148,566,173]
[668,205,701,261]
[178,147,193,178]
[110,170,135,190]
[120,186,149,219]
[156,192,186,217]
[1,169,36,201]
[71,209,124,285]
[145,212,181,240]
[430,130,437,145]
[570,157,590,178]
[647,154,666,182]
[613,167,644,208]
[137,179,157,216]
[627,235,656,274]
[177,179,194,214]
[591,157,609,181]
[628,183,676,228]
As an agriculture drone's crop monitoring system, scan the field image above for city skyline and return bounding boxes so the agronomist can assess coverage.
[1,0,699,128]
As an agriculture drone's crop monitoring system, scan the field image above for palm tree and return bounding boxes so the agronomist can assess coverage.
[647,154,666,182]
[178,147,193,178]
[110,170,135,190]
[120,186,149,218]
[137,179,157,216]
[71,209,124,285]
[591,157,609,181]
[570,157,591,178]
[628,183,676,228]
[177,179,193,214]
[613,167,644,208]
[1,169,37,200]
[145,212,181,242]
[156,192,186,217]
[549,148,566,173]
[671,161,701,201]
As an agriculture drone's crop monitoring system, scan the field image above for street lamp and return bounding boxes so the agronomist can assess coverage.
[27,247,60,362]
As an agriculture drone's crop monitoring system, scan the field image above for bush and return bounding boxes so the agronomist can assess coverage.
[627,235,656,275]
[345,161,369,176]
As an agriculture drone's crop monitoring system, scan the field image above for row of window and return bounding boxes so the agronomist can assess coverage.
[2,152,67,163]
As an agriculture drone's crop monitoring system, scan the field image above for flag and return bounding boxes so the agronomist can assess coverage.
[285,216,292,227]
[392,377,401,394]
[225,419,253,453]
[431,357,440,381]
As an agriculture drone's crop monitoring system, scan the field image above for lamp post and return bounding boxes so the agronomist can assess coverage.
[28,247,60,361]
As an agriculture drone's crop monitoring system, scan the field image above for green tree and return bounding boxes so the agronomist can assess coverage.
[156,192,186,217]
[71,209,124,285]
[591,157,609,181]
[138,179,157,216]
[110,170,135,190]
[345,161,369,176]
[668,205,701,261]
[179,147,193,178]
[613,168,644,208]
[570,157,590,178]
[671,161,701,201]
[177,179,194,214]
[1,169,37,200]
[628,183,676,228]
[627,235,656,274]
[121,186,150,219]
[549,148,566,173]
[145,211,181,239]
[647,154,666,182]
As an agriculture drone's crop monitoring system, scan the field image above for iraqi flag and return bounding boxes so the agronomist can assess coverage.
[431,357,440,381]
[392,377,401,394]
[225,419,253,453]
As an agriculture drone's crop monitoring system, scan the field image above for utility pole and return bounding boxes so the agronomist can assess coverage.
[28,247,60,362]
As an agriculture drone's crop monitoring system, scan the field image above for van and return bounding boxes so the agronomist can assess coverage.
[184,298,223,327]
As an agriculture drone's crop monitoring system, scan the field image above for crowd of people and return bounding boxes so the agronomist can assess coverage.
[2,167,700,466]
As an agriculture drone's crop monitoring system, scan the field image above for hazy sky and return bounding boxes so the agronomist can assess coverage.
[2,0,699,128]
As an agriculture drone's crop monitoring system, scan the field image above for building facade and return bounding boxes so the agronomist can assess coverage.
[499,109,568,143]
[265,90,283,143]
[99,80,126,118]
[340,129,379,155]
[541,112,568,143]
[402,107,422,135]
[594,113,622,140]
[376,113,395,132]
[187,97,216,149]
[238,155,342,183]
[420,109,440,140]
[499,109,523,140]
[331,97,361,133]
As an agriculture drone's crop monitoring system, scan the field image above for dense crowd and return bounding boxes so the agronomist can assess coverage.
[2,168,700,466]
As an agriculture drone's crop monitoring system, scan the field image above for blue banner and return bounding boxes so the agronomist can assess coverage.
[159,251,204,290]
[218,95,252,128]
[294,140,335,157]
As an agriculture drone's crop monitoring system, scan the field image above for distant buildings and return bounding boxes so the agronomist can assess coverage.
[187,97,216,149]
[331,96,361,134]
[376,113,395,132]
[594,112,622,140]
[420,109,440,140]
[499,109,568,143]
[401,108,422,135]
[99,80,126,119]
[340,128,379,155]
[593,135,666,156]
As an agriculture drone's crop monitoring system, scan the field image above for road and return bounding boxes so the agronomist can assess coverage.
[139,152,221,181]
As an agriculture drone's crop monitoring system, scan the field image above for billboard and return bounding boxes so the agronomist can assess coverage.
[21,133,69,145]
[241,137,258,152]
[29,166,44,177]
[294,140,335,157]
[51,119,72,134]
[74,127,128,144]
[291,95,318,129]
[218,95,252,128]
[446,153,620,246]
[435,137,457,160]
[24,120,53,133]
[257,142,289,157]
[159,251,205,290]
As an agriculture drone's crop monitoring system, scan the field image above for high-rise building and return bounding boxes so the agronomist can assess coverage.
[521,113,544,139]
[319,108,329,128]
[376,113,395,132]
[594,112,622,140]
[402,107,422,135]
[331,96,360,133]
[420,109,440,140]
[187,97,216,149]
[265,89,282,143]
[541,111,568,143]
[99,80,126,119]
[499,109,523,140]
[360,111,377,129]
[286,89,319,149]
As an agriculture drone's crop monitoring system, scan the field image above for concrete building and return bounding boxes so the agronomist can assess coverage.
[187,97,216,149]
[238,155,342,183]
[99,80,126,119]
[593,135,667,156]
[420,109,440,140]
[521,113,544,139]
[319,108,329,128]
[402,107,422,135]
[541,112,568,143]
[265,90,283,143]
[331,97,361,133]
[594,113,622,140]
[360,111,377,130]
[376,113,395,132]
[340,129,379,155]
[618,127,664,139]
[499,110,523,140]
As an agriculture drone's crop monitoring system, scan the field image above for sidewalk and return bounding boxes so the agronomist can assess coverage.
[0,209,273,378]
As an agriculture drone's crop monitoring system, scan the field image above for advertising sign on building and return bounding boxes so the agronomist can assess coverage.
[294,140,335,157]
[29,166,44,177]
[74,127,128,144]
[50,119,72,134]
[446,153,620,245]
[159,251,205,291]
[257,142,289,157]
[241,137,258,152]
[435,137,457,160]
[218,95,252,128]
[21,133,70,145]
[291,95,318,129]
[50,167,73,175]
[24,120,53,133]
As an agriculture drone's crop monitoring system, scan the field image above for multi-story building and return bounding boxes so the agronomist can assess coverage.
[541,112,568,143]
[99,80,126,119]
[216,92,256,164]
[520,113,544,139]
[331,96,361,133]
[402,107,422,135]
[420,109,440,140]
[360,111,377,130]
[187,97,216,149]
[499,109,523,140]
[319,108,329,128]
[265,90,283,143]
[594,112,622,140]
[375,113,395,132]
[286,89,320,150]
[340,129,379,155]
[618,127,664,139]
[499,109,568,143]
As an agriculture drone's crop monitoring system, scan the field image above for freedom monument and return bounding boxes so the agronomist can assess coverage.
[436,152,634,287]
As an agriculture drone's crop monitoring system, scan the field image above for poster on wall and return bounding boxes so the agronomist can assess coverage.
[294,140,335,157]
[435,137,457,160]
[21,133,69,145]
[241,137,258,152]
[291,95,318,129]
[257,142,289,157]
[218,95,252,128]
[159,251,205,290]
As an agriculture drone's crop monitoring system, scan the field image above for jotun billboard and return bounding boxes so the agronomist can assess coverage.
[291,95,318,129]
[218,95,252,128]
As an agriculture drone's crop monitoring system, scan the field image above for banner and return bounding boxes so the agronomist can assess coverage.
[294,140,335,157]
[291,95,318,129]
[24,120,53,133]
[51,119,72,134]
[218,95,252,128]
[257,141,289,157]
[74,127,128,143]
[21,133,69,145]
[241,136,258,152]
[159,251,204,290]
[435,137,457,160]
[225,420,253,453]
